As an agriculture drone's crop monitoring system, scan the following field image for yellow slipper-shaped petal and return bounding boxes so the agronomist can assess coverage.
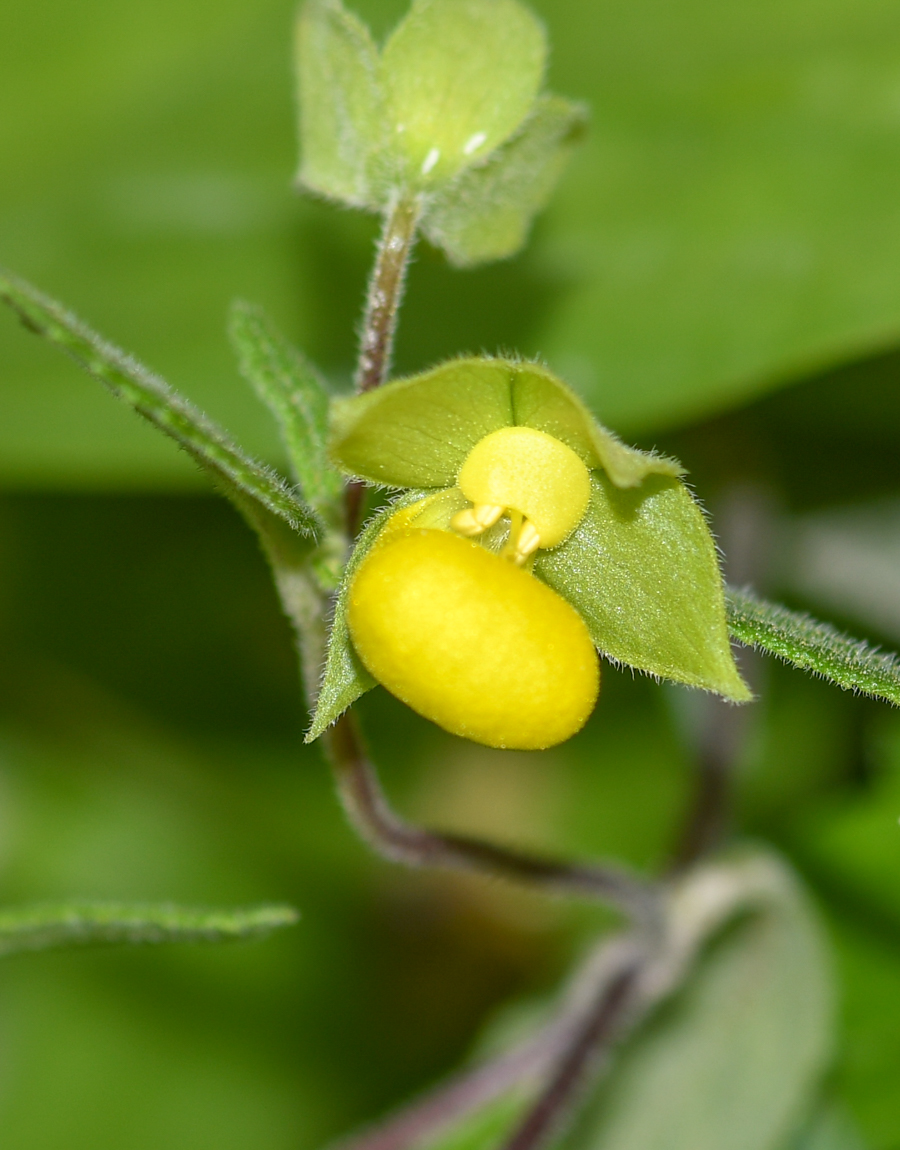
[348,528,600,749]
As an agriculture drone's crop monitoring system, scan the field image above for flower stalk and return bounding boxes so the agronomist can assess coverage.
[355,195,420,395]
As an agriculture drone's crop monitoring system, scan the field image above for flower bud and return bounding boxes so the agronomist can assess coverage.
[347,527,600,749]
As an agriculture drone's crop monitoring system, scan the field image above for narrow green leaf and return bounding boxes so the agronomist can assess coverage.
[295,0,387,208]
[726,586,900,706]
[422,95,587,268]
[536,473,750,700]
[0,270,321,538]
[575,858,832,1150]
[382,0,546,187]
[0,901,299,958]
[229,300,343,514]
[306,490,429,741]
[330,357,682,491]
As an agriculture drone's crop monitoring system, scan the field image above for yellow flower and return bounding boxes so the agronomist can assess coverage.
[309,356,750,749]
[347,426,600,749]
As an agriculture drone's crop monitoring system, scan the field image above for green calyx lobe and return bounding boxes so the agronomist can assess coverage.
[330,357,683,490]
[325,358,749,707]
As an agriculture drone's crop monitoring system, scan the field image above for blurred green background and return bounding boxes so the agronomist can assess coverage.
[1,0,900,1146]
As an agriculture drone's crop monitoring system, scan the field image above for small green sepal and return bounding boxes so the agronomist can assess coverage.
[329,357,684,490]
[307,491,431,740]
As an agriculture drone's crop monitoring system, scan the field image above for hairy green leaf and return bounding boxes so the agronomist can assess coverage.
[0,270,321,538]
[726,587,900,707]
[330,357,683,490]
[575,859,832,1150]
[306,491,429,740]
[229,300,342,514]
[330,359,513,487]
[0,901,299,958]
[422,95,587,267]
[536,473,750,700]
[295,0,387,207]
[382,0,546,187]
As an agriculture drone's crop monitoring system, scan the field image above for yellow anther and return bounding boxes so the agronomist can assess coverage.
[450,503,504,537]
[504,518,541,565]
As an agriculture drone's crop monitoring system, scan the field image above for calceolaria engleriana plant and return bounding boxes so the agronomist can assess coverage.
[4,0,900,1144]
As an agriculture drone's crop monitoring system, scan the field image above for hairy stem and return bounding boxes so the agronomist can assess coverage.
[345,195,420,536]
[355,195,420,394]
[326,714,661,928]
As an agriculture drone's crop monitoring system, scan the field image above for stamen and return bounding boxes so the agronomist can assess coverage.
[503,516,542,565]
[451,503,504,537]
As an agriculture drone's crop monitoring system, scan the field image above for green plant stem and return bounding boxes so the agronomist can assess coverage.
[346,194,421,536]
[501,963,642,1150]
[355,194,420,394]
[326,714,661,926]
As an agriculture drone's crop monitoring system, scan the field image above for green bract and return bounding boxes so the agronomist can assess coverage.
[308,357,750,739]
[295,0,583,265]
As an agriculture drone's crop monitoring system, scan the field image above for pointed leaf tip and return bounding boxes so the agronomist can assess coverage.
[229,299,342,513]
[536,473,750,701]
[0,270,322,539]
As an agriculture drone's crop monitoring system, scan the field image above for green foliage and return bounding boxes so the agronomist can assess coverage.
[417,1092,533,1150]
[9,0,900,483]
[295,0,387,208]
[0,901,299,958]
[537,474,750,701]
[306,490,428,740]
[229,300,343,514]
[785,1104,868,1150]
[330,357,683,490]
[294,0,575,268]
[726,588,900,708]
[568,859,832,1150]
[5,0,900,1144]
[0,270,321,539]
[380,0,546,186]
[421,95,588,268]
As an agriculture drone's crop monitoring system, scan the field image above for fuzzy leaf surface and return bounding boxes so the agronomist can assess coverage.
[307,491,429,740]
[330,358,683,490]
[726,586,900,707]
[295,0,387,207]
[0,901,299,957]
[573,858,832,1150]
[381,0,546,186]
[229,300,342,513]
[536,473,750,699]
[0,270,320,537]
[422,95,587,267]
